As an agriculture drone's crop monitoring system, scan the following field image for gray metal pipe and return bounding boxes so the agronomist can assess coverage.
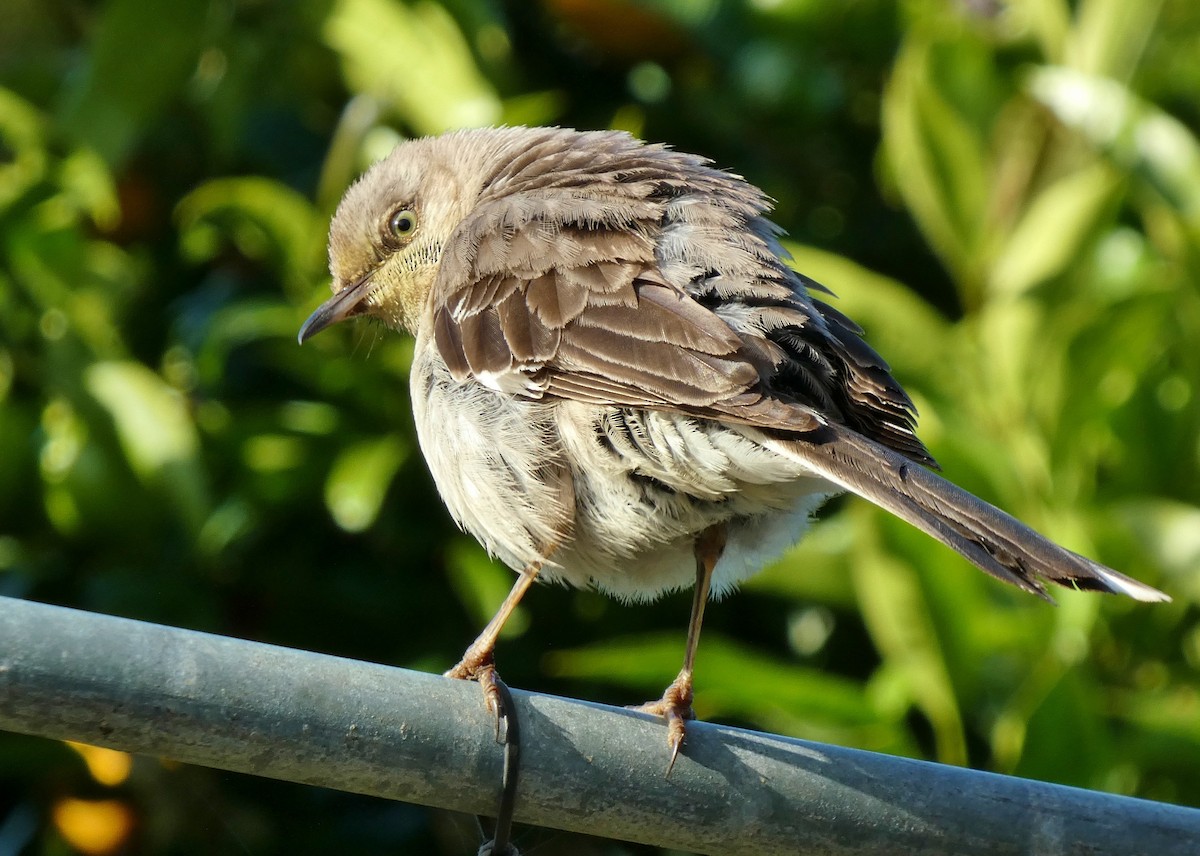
[0,594,1196,855]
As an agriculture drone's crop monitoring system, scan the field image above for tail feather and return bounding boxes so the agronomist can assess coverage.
[759,424,1170,604]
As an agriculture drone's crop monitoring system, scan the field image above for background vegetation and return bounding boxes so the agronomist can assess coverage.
[2,0,1198,853]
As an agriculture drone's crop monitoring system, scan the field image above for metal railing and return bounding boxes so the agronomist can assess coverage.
[1,594,1197,855]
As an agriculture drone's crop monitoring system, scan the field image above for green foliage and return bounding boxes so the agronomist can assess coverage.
[1,0,1198,852]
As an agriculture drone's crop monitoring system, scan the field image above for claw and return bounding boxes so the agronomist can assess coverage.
[447,649,507,742]
[632,671,696,775]
[666,731,684,778]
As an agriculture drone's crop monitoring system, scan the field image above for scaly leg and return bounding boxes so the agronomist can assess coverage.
[446,564,540,732]
[634,524,726,774]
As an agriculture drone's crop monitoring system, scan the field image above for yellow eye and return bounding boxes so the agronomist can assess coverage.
[388,208,418,240]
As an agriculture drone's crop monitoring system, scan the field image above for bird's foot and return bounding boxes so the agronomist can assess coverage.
[446,646,507,741]
[630,672,695,775]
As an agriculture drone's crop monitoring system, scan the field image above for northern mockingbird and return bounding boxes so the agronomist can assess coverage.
[299,126,1167,767]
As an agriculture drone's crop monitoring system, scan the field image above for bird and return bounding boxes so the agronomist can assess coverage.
[298,126,1169,769]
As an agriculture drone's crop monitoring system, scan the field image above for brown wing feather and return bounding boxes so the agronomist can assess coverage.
[436,255,763,408]
[430,129,924,456]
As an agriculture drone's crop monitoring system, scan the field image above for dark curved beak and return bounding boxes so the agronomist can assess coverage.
[297,274,375,345]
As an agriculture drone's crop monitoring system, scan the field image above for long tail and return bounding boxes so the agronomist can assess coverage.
[757,423,1169,603]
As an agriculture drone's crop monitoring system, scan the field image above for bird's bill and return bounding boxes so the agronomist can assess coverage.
[297,274,374,344]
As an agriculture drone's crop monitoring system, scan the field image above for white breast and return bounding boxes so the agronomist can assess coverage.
[411,344,839,602]
[410,342,573,574]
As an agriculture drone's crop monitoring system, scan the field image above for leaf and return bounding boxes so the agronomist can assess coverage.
[882,37,990,285]
[192,301,302,384]
[58,150,121,231]
[323,433,407,532]
[56,0,209,165]
[176,178,326,299]
[850,507,968,766]
[1117,685,1200,749]
[1027,65,1200,229]
[0,87,48,210]
[1065,0,1164,82]
[84,361,208,530]
[444,539,529,638]
[988,162,1121,296]
[1016,0,1072,63]
[1010,671,1111,787]
[1116,499,1200,601]
[324,0,501,135]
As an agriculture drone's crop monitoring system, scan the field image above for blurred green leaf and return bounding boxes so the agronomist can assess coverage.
[196,497,258,561]
[84,361,208,530]
[498,91,565,128]
[323,433,408,532]
[1011,671,1112,788]
[57,149,121,231]
[1117,499,1200,601]
[1013,0,1071,63]
[325,0,501,135]
[851,508,967,766]
[1028,65,1200,229]
[0,87,47,210]
[989,162,1121,296]
[193,301,304,386]
[176,178,326,298]
[56,0,209,164]
[85,362,198,475]
[1066,0,1163,82]
[1117,685,1200,749]
[445,539,530,639]
[883,37,990,289]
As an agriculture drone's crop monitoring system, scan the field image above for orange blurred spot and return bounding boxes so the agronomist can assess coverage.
[66,742,134,787]
[52,798,135,855]
[544,0,689,60]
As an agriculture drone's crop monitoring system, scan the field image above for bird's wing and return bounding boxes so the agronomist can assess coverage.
[431,207,826,431]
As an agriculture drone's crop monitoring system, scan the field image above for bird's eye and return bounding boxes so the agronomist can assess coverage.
[388,208,418,240]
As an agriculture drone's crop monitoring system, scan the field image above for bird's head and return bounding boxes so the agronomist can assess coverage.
[298,134,486,343]
[299,126,658,345]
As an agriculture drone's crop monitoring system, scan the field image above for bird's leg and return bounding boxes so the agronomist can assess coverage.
[634,524,725,774]
[446,564,540,732]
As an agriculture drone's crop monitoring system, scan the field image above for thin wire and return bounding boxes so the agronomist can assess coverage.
[475,676,521,856]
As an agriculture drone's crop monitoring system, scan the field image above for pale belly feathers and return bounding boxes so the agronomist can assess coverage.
[410,345,838,601]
